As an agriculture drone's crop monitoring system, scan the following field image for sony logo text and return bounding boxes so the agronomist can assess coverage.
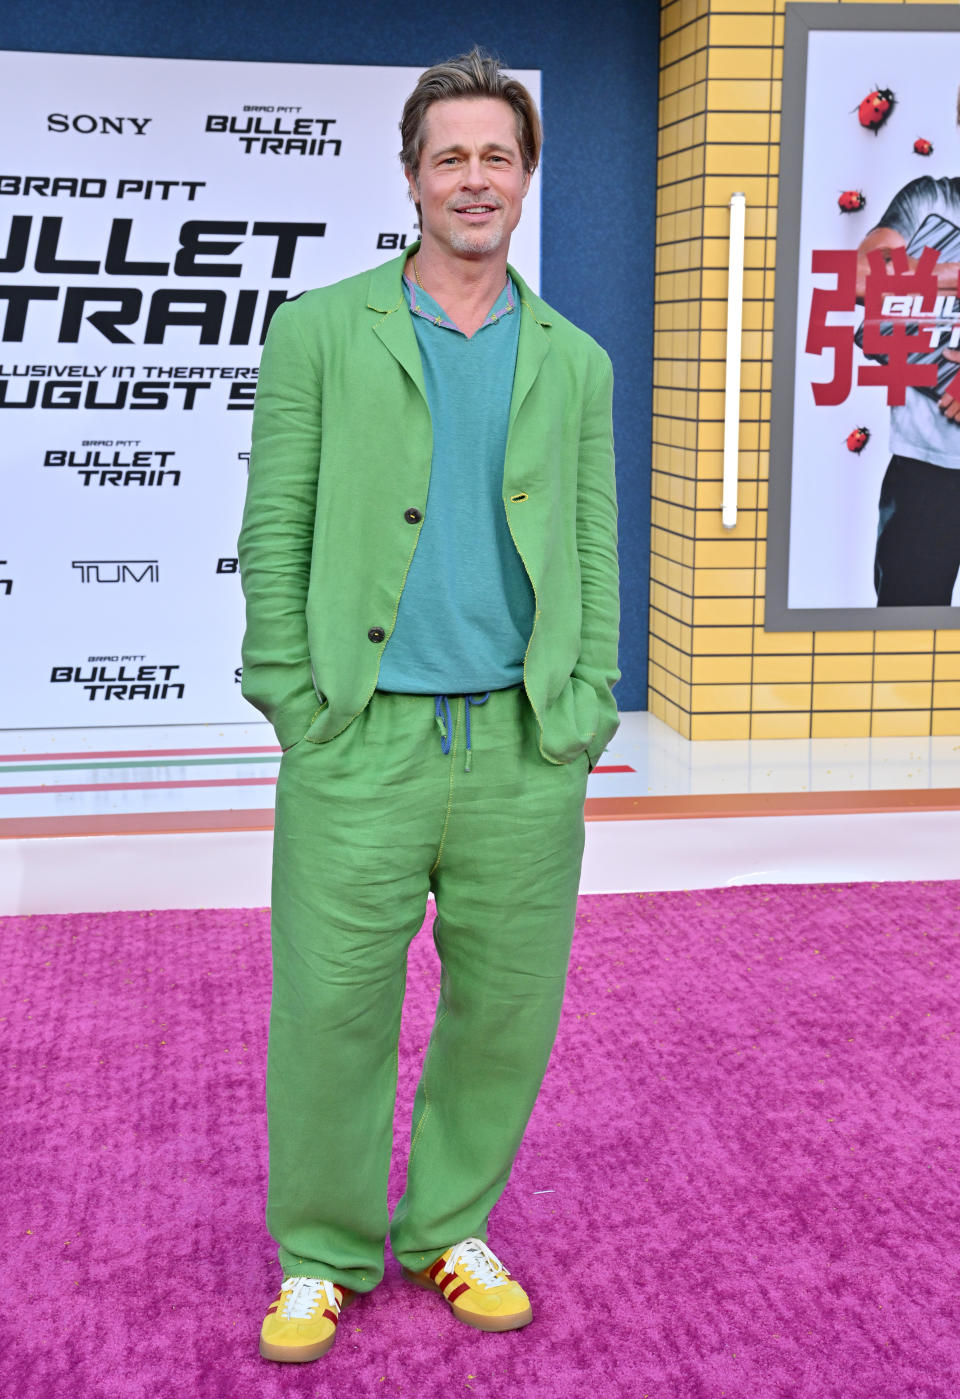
[47,114,153,136]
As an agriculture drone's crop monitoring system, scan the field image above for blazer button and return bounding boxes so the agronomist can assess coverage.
[404,507,423,523]
[368,626,386,643]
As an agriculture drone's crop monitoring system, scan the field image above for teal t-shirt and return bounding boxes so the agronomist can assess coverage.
[377,275,535,694]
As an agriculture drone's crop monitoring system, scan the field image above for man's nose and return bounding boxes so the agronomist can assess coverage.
[461,158,488,187]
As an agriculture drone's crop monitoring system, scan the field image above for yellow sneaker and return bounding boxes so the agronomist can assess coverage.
[259,1276,353,1363]
[402,1237,533,1332]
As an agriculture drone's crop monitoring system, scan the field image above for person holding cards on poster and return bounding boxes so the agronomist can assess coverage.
[856,110,960,607]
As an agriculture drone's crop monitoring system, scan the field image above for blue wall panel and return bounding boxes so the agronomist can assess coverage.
[4,0,658,709]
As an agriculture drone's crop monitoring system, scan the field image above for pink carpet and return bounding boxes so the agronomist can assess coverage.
[2,881,960,1398]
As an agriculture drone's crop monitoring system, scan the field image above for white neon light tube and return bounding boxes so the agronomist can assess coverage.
[722,191,746,530]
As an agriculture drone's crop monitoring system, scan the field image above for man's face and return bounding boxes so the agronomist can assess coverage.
[406,96,530,259]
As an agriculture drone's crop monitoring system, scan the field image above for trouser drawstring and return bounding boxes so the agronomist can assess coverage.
[464,692,490,772]
[435,695,453,753]
[434,692,491,772]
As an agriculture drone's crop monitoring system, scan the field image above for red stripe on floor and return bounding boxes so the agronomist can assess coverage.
[584,788,960,820]
[5,788,956,841]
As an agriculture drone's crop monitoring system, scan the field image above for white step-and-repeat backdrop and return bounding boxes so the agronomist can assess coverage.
[0,50,541,728]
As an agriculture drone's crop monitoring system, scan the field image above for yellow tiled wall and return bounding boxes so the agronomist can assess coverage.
[652,0,960,739]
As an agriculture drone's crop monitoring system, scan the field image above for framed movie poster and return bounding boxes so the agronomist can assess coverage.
[768,3,960,630]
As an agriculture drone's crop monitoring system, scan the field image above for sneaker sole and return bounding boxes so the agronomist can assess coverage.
[259,1332,338,1363]
[401,1266,533,1332]
[259,1288,354,1363]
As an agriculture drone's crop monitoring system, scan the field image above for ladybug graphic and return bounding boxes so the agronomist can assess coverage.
[914,137,933,156]
[846,426,870,454]
[858,87,895,132]
[838,189,866,213]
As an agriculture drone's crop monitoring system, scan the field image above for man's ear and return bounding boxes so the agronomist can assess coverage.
[403,165,423,228]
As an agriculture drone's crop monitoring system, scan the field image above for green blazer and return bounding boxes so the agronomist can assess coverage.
[237,244,620,769]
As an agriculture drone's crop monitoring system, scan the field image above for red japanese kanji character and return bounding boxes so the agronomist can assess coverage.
[805,249,858,406]
[858,245,939,405]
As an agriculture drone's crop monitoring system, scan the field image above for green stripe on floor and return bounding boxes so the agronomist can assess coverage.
[0,754,280,775]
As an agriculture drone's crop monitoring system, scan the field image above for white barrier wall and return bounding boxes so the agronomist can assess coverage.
[0,51,541,729]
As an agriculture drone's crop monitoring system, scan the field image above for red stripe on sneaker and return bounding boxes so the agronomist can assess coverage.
[441,1273,462,1297]
[322,1309,338,1324]
[265,1305,279,1315]
[446,1283,470,1303]
[428,1258,448,1283]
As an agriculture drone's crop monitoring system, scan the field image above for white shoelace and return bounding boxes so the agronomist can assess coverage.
[443,1237,511,1290]
[279,1276,338,1320]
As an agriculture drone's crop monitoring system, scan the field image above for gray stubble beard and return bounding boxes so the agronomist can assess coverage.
[446,222,506,255]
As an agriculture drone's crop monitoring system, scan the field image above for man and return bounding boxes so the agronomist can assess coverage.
[856,134,960,606]
[238,48,620,1364]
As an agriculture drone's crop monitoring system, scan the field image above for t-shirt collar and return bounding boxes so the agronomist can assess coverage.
[403,274,516,334]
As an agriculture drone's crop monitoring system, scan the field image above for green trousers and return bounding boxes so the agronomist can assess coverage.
[266,684,589,1290]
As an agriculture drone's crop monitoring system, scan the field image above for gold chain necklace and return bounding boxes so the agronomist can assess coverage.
[414,255,425,290]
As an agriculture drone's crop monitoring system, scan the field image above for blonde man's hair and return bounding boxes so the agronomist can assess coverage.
[399,47,542,205]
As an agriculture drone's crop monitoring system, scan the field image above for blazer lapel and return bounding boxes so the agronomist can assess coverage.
[365,250,552,414]
[372,307,428,402]
[508,267,552,430]
[367,248,428,402]
[509,308,551,430]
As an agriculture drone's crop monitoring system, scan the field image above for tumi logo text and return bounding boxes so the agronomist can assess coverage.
[72,559,159,583]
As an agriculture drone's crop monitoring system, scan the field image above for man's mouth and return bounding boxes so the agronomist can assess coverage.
[453,204,499,217]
